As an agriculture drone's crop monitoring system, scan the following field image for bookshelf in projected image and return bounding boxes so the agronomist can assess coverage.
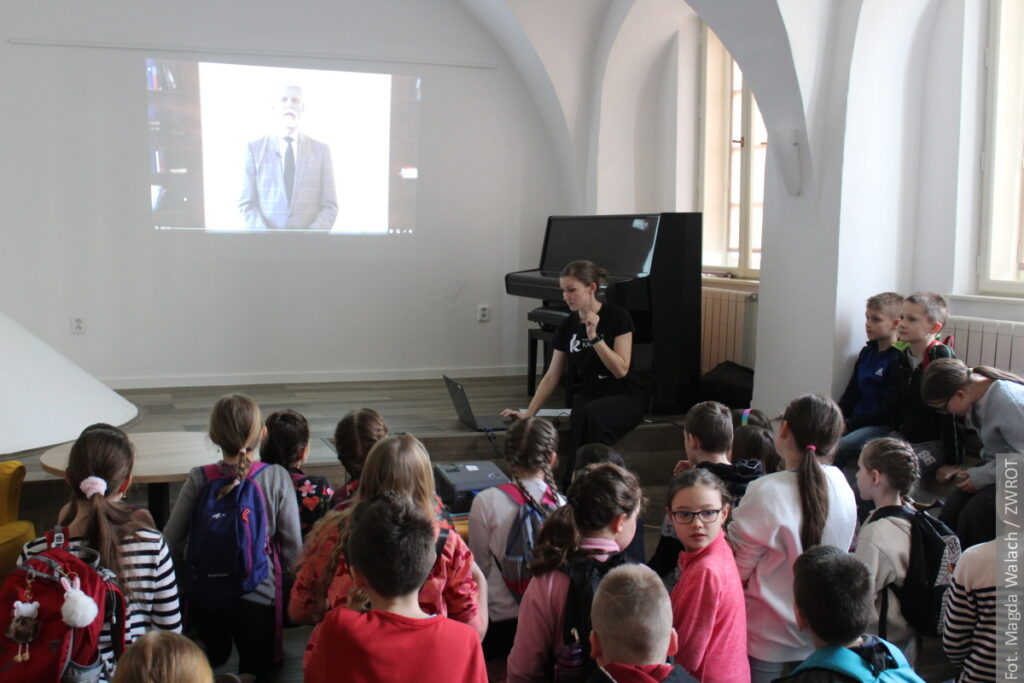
[147,59,204,228]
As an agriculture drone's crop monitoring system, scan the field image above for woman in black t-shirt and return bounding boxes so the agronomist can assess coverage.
[503,260,645,486]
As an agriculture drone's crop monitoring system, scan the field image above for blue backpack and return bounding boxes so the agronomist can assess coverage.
[186,462,273,610]
[787,637,924,682]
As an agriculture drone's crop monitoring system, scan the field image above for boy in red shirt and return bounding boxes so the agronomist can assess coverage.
[304,492,486,683]
[589,564,697,683]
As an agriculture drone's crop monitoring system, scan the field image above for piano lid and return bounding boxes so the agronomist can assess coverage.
[540,214,660,278]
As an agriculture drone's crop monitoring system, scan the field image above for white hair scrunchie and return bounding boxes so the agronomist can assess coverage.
[79,476,108,499]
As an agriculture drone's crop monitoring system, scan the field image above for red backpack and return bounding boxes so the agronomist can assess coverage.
[0,527,128,682]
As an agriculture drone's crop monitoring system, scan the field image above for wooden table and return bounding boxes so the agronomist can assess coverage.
[40,432,218,528]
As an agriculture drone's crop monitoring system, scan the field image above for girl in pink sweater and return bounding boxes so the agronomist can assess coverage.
[506,463,643,683]
[667,468,749,682]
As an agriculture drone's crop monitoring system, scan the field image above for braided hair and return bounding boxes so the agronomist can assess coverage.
[505,417,560,505]
[208,394,263,499]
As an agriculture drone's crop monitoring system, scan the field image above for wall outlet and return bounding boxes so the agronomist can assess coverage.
[70,317,85,335]
[476,304,490,322]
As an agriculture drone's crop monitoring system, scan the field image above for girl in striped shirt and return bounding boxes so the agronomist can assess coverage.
[20,423,181,681]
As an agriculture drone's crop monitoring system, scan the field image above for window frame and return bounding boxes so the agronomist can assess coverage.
[697,24,764,281]
[978,0,1024,295]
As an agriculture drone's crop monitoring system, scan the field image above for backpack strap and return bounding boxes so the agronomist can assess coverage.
[866,505,915,525]
[863,506,915,642]
[435,526,450,560]
[497,482,528,505]
[560,552,631,677]
[921,340,952,369]
[499,481,557,514]
[792,639,911,682]
[45,525,71,549]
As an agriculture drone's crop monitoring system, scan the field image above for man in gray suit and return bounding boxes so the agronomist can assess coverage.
[239,85,338,230]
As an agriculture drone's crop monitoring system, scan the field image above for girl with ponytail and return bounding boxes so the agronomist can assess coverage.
[289,435,486,640]
[922,358,1024,547]
[163,394,302,683]
[853,437,923,661]
[20,424,182,680]
[330,407,388,509]
[728,394,857,683]
[506,463,642,681]
[468,417,565,660]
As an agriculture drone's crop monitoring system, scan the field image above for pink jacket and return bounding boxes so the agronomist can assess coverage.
[669,533,749,683]
[506,537,620,683]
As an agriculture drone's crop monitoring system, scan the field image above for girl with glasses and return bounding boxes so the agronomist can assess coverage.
[666,468,749,683]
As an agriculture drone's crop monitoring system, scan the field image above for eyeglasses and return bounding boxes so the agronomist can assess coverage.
[668,509,723,525]
[932,395,954,415]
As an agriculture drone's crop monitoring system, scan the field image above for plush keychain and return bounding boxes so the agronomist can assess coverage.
[6,600,40,662]
[60,576,99,628]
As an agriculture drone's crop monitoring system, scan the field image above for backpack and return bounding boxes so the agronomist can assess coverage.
[786,637,924,682]
[867,506,961,638]
[494,482,560,602]
[186,462,273,610]
[553,551,632,682]
[0,527,128,683]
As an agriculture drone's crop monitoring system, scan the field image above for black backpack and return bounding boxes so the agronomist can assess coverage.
[552,551,632,682]
[867,506,961,638]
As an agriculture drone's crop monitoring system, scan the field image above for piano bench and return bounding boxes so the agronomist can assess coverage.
[528,327,555,396]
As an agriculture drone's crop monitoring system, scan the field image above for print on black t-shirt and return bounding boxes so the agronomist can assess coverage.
[553,302,642,399]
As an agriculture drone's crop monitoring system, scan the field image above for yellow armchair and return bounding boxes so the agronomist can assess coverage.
[0,461,36,576]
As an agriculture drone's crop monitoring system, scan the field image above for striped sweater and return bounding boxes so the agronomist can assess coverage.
[942,540,997,682]
[20,528,182,680]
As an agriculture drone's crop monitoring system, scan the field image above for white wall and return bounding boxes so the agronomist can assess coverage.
[595,0,701,214]
[0,0,568,388]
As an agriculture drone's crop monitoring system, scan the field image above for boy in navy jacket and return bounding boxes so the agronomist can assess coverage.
[836,292,905,468]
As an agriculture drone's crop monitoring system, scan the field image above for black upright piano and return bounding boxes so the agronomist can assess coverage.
[505,213,702,414]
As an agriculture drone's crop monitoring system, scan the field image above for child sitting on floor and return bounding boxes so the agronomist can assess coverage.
[589,564,696,683]
[836,292,905,468]
[304,492,486,683]
[777,545,923,682]
[888,292,963,480]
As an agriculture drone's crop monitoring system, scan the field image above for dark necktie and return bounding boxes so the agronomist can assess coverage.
[284,136,295,204]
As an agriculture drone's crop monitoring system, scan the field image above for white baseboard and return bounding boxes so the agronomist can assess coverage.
[104,365,527,390]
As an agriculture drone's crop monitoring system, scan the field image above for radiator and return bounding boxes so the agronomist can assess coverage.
[701,287,758,374]
[945,315,1024,375]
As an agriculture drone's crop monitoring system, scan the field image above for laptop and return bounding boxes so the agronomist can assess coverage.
[443,375,511,431]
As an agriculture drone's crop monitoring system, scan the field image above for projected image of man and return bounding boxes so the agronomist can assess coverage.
[239,85,338,230]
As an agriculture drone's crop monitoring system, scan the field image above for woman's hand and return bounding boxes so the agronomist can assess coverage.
[501,409,525,419]
[581,310,600,340]
[672,459,692,476]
